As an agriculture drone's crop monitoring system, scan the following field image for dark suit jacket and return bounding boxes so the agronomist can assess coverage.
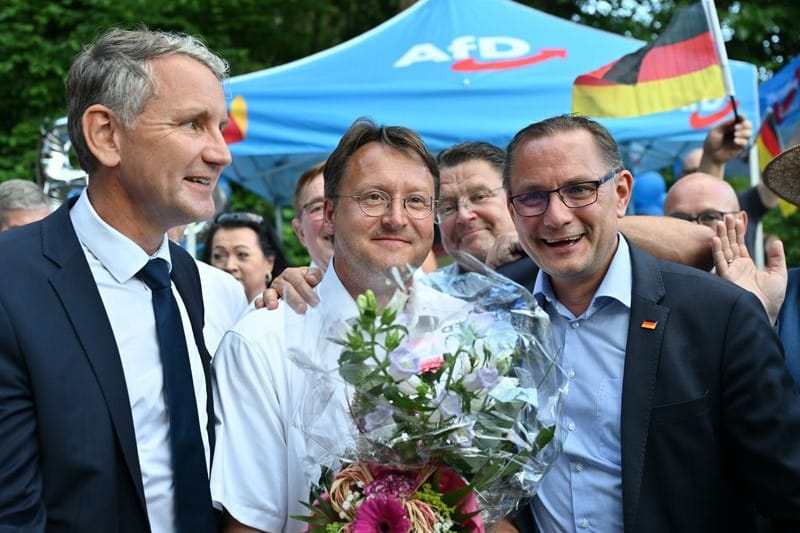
[0,200,214,532]
[511,243,800,533]
[778,268,800,391]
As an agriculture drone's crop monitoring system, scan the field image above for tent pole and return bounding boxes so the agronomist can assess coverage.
[749,141,764,269]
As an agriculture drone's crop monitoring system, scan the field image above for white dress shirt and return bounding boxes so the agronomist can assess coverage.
[195,260,248,354]
[211,264,470,533]
[70,190,210,533]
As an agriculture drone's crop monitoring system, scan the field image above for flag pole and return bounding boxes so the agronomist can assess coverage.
[701,0,737,119]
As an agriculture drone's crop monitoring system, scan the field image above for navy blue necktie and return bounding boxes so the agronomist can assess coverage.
[136,258,215,533]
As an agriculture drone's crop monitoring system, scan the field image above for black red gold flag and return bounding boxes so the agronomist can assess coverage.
[572,2,725,118]
[755,109,797,216]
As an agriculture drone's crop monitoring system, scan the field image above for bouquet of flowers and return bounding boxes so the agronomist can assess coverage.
[297,262,567,532]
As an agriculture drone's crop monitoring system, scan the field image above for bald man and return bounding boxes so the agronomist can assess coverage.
[679,116,777,255]
[664,172,748,233]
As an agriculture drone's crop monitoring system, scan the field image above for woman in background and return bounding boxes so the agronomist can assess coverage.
[202,212,288,303]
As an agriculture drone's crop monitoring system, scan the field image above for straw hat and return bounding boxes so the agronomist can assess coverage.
[763,144,800,206]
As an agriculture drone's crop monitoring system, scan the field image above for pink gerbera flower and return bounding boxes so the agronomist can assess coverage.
[353,495,411,533]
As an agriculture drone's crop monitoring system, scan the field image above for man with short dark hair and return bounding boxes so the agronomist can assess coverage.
[0,28,230,531]
[212,118,463,533]
[0,179,50,230]
[502,114,800,532]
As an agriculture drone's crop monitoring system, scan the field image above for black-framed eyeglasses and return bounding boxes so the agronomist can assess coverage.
[668,209,739,226]
[300,200,325,221]
[437,186,505,220]
[214,212,264,225]
[335,190,437,220]
[508,168,619,217]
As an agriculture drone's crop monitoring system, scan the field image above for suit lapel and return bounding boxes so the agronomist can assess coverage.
[42,201,147,512]
[620,245,668,533]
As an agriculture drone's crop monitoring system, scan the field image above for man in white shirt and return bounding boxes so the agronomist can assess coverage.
[0,29,231,532]
[212,118,447,533]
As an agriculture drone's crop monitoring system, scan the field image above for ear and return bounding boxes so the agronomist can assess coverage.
[263,255,275,276]
[291,217,307,246]
[82,104,122,168]
[614,170,633,218]
[323,199,336,237]
[738,209,748,230]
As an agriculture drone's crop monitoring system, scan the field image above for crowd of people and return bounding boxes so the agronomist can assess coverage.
[1,27,799,533]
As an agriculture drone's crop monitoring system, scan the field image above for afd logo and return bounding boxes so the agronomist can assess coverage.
[682,97,736,130]
[394,36,566,72]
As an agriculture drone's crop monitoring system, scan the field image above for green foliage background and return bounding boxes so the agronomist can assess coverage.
[2,0,799,266]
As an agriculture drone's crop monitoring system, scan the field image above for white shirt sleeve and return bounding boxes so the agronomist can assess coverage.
[211,317,290,533]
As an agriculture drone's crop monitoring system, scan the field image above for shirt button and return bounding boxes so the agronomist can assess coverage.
[575,462,584,472]
[580,519,590,528]
[571,321,580,329]
[568,422,576,431]
[567,369,576,379]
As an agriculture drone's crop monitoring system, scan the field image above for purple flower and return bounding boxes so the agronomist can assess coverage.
[463,367,500,392]
[387,346,421,380]
[363,403,395,432]
[435,390,463,419]
[352,495,411,533]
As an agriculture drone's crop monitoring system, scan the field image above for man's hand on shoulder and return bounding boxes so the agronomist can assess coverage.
[255,266,323,314]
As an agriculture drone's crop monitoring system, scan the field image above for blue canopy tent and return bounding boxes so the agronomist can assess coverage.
[222,0,760,206]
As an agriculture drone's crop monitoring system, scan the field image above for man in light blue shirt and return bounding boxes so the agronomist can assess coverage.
[499,114,800,533]
[531,236,631,531]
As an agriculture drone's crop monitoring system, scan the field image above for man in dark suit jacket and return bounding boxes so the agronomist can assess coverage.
[497,114,800,532]
[0,29,231,531]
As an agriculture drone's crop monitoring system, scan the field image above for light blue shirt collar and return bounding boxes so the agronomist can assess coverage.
[69,189,171,284]
[534,233,632,319]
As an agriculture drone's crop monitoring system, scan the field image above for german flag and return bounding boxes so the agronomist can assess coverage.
[756,109,797,216]
[757,109,782,172]
[572,2,726,118]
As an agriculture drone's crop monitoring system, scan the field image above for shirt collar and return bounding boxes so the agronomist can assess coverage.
[533,233,632,316]
[320,259,449,324]
[70,189,171,284]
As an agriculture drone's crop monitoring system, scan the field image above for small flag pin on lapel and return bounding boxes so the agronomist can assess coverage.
[641,320,657,330]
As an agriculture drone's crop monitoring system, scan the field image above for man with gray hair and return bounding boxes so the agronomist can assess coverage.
[0,179,50,230]
[0,28,230,532]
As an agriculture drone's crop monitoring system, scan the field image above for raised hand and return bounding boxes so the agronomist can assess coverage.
[712,214,787,324]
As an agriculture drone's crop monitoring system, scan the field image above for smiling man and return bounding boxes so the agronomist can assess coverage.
[500,114,800,533]
[211,119,467,533]
[437,142,515,265]
[291,161,334,270]
[0,29,230,532]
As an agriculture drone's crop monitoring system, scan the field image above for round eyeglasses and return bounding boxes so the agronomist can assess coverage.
[668,209,739,227]
[437,186,505,220]
[335,190,437,220]
[300,200,325,222]
[508,169,619,217]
